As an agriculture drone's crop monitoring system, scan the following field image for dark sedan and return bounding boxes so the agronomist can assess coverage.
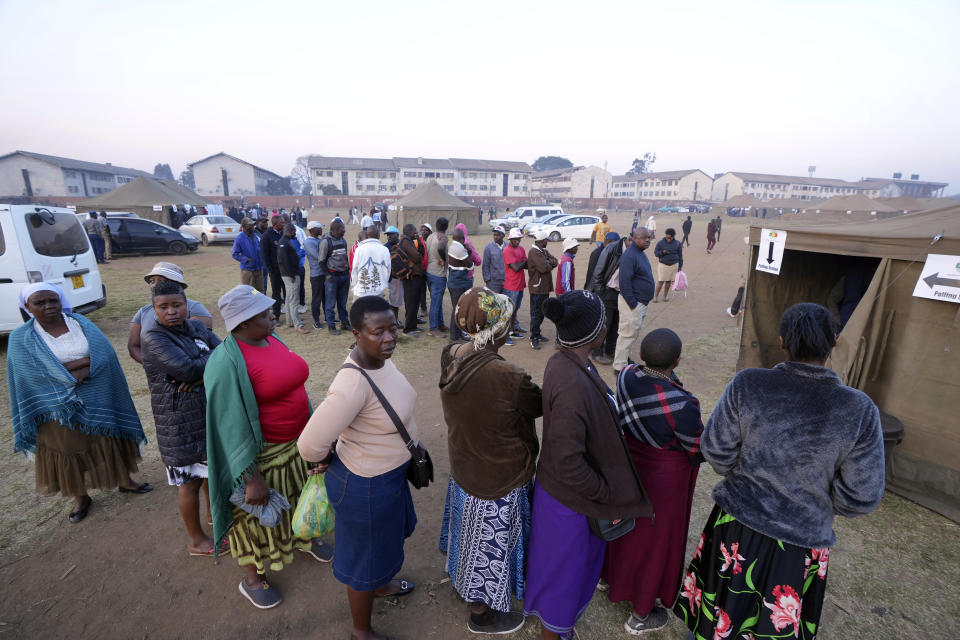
[107,218,200,256]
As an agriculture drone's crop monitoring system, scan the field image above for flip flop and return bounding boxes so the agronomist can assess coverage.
[374,579,414,598]
[69,497,92,523]
[189,539,230,557]
[119,483,153,494]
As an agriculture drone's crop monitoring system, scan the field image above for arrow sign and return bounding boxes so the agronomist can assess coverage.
[923,272,960,289]
[913,254,960,304]
[755,229,787,276]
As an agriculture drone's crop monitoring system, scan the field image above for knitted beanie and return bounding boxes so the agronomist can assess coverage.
[542,290,606,348]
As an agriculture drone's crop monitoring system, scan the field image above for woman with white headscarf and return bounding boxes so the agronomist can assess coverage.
[7,283,150,523]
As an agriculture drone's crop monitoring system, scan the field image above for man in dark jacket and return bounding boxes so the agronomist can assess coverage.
[589,234,629,365]
[652,228,683,303]
[399,223,425,335]
[614,228,654,372]
[278,223,308,332]
[526,230,558,350]
[318,218,350,335]
[680,216,693,247]
[232,218,265,293]
[585,231,618,292]
[260,215,285,317]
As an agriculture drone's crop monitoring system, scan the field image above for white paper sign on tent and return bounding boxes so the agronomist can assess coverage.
[755,228,788,276]
[913,254,960,304]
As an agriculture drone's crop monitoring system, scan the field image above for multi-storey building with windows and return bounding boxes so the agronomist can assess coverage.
[0,150,154,198]
[610,169,713,201]
[307,156,532,197]
[188,152,285,197]
[528,166,612,200]
[711,171,948,202]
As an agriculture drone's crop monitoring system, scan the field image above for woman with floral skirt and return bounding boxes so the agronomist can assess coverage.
[674,303,886,639]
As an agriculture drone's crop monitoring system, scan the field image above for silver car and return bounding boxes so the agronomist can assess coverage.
[178,215,240,246]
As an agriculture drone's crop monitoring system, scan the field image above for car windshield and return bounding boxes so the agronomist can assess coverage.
[25,210,89,257]
[205,216,234,224]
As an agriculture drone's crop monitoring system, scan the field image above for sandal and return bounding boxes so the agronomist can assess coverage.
[69,496,92,523]
[189,539,230,557]
[119,482,153,494]
[374,579,414,598]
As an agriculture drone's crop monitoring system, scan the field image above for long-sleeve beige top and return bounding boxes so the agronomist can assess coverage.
[298,354,419,478]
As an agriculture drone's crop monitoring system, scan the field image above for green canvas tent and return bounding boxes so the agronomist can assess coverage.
[738,205,960,520]
[394,181,478,234]
[77,177,207,223]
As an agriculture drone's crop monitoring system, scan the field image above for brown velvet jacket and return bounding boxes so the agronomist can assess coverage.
[527,244,558,295]
[439,342,542,500]
[538,348,654,520]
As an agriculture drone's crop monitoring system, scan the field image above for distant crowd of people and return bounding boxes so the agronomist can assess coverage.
[7,206,888,639]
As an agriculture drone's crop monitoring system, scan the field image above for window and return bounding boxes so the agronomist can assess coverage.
[378,172,387,179]
[444,185,454,192]
[513,186,520,192]
[390,186,396,192]
[67,185,79,193]
[460,184,467,190]
[64,170,77,179]
[404,171,416,177]
[404,183,416,190]
[24,210,88,257]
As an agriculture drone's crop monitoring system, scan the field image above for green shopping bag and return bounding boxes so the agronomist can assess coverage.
[292,473,335,539]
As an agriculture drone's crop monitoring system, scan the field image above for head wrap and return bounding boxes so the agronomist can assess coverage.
[454,286,515,350]
[422,223,433,232]
[544,290,606,349]
[19,282,72,316]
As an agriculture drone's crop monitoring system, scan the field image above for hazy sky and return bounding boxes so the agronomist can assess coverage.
[1,0,958,190]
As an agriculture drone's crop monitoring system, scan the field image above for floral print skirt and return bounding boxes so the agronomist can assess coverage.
[673,504,829,640]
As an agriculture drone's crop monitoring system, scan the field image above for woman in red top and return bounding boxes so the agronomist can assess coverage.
[204,285,333,610]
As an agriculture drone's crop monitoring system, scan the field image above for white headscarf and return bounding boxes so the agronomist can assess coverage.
[18,282,72,316]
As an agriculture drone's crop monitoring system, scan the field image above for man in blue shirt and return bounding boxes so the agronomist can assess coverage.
[614,227,654,373]
[231,218,264,293]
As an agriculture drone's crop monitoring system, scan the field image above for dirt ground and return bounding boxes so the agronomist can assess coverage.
[1,210,957,639]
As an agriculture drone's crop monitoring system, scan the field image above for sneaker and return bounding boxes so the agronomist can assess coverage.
[504,338,514,346]
[725,307,736,318]
[596,579,609,591]
[515,327,527,334]
[509,331,523,338]
[594,354,614,365]
[530,339,541,350]
[624,607,669,635]
[467,609,525,635]
[313,321,324,330]
[297,305,307,314]
[238,578,282,609]
[299,540,334,563]
[328,328,342,336]
[403,330,422,338]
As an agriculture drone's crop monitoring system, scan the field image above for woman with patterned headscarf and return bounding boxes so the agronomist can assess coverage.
[438,286,543,634]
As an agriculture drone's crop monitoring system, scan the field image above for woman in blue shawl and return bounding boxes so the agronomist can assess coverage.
[7,283,150,523]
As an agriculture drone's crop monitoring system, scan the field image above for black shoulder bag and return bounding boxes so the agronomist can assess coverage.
[341,364,434,489]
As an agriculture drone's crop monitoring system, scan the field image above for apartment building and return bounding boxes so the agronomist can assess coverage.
[611,169,713,201]
[0,150,154,198]
[710,171,947,202]
[308,156,532,197]
[528,166,612,200]
[188,152,285,197]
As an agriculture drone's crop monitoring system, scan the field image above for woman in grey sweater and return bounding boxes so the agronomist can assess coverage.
[674,302,885,640]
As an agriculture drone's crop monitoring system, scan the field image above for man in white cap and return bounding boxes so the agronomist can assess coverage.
[305,221,326,329]
[128,262,213,363]
[482,226,507,294]
[502,227,528,337]
[556,237,579,295]
[526,229,558,350]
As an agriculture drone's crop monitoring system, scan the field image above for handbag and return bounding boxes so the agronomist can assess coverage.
[588,516,636,541]
[341,364,434,489]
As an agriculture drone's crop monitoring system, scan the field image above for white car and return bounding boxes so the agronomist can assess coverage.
[536,215,601,242]
[490,205,564,231]
[523,213,568,235]
[178,215,240,245]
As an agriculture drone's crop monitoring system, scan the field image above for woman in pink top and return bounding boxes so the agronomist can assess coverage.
[299,295,421,640]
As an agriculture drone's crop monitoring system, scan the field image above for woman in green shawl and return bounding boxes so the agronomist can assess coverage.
[204,285,333,610]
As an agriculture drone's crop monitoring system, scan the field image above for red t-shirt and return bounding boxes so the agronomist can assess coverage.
[237,336,311,443]
[502,244,527,292]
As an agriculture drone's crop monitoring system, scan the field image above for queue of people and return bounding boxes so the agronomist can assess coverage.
[6,208,888,639]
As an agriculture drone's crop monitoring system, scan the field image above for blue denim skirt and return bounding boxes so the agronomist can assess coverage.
[325,454,417,590]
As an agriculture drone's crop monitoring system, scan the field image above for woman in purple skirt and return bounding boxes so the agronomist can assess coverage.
[523,290,653,639]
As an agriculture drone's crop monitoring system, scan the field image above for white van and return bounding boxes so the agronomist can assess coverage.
[490,205,564,231]
[1,204,106,334]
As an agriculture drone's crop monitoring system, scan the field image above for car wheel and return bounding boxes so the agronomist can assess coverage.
[200,234,209,246]
[549,231,561,242]
[168,240,187,255]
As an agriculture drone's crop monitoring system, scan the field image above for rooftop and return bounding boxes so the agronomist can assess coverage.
[187,152,283,179]
[308,156,397,171]
[1,150,154,178]
[724,171,894,189]
[612,169,708,182]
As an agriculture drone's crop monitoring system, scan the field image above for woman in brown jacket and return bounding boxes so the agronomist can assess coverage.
[438,286,542,634]
[522,290,653,640]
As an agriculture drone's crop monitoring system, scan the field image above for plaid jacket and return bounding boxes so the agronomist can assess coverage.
[616,365,703,464]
